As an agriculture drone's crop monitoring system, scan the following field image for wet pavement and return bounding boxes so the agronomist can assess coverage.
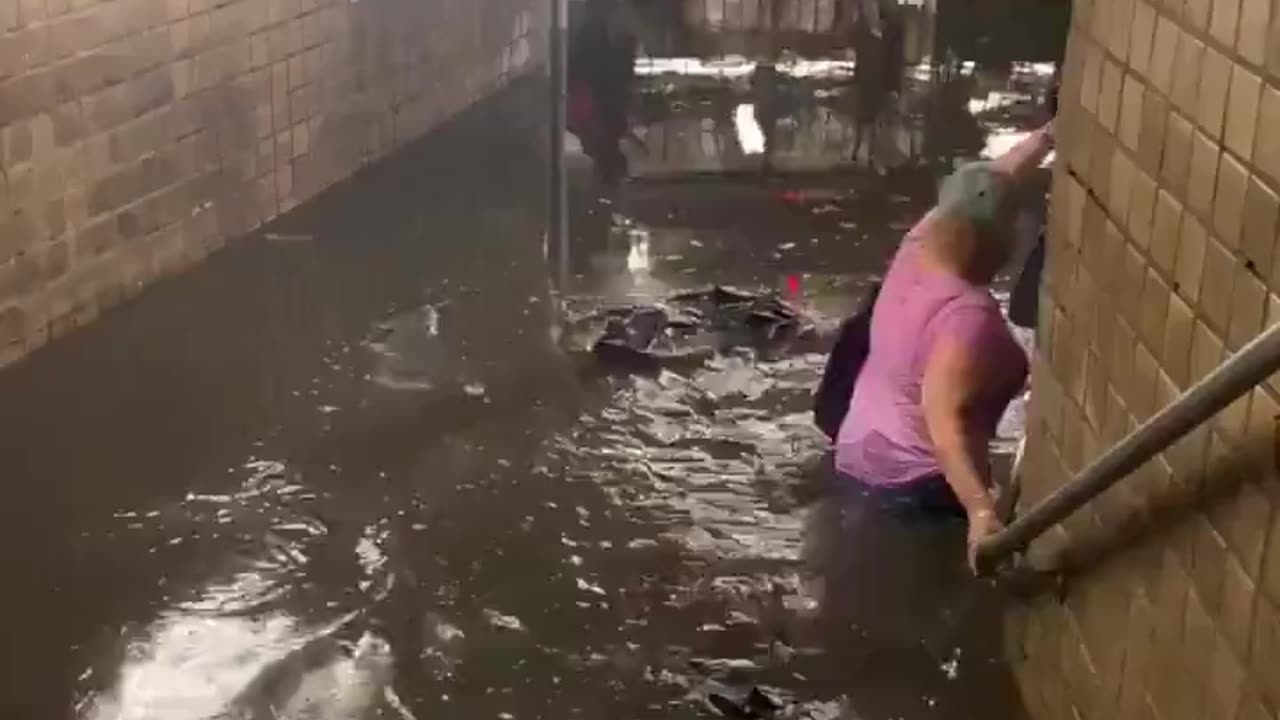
[0,3,1062,719]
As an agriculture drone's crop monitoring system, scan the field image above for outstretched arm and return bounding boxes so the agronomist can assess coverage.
[990,121,1055,180]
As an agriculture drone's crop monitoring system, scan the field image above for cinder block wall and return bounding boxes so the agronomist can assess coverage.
[1010,0,1280,717]
[0,0,543,367]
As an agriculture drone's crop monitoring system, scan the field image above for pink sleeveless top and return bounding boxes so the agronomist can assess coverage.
[835,236,1027,486]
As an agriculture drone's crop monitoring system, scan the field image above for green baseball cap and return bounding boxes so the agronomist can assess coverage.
[937,161,1018,244]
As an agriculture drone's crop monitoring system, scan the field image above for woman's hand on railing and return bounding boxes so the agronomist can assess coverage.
[967,507,1004,575]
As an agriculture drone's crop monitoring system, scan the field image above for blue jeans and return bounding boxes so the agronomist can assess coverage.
[802,466,1013,719]
[837,471,968,523]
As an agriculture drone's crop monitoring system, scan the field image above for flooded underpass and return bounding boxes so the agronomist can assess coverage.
[0,2,1065,719]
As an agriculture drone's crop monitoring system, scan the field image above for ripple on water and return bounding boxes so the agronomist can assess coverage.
[538,295,838,712]
[366,304,444,392]
[76,459,411,720]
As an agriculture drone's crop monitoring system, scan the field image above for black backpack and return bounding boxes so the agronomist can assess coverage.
[1009,230,1045,330]
[813,283,881,440]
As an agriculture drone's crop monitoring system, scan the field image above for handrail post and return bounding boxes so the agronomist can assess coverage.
[976,319,1280,575]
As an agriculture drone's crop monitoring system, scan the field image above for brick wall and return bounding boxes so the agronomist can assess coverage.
[1010,0,1280,718]
[0,0,543,368]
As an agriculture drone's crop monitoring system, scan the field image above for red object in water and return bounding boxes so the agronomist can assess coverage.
[785,274,801,296]
[780,189,802,204]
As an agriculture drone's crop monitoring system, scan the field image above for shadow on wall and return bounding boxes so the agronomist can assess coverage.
[1015,422,1277,603]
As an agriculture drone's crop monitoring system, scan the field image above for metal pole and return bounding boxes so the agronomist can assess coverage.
[549,0,570,292]
[977,319,1280,574]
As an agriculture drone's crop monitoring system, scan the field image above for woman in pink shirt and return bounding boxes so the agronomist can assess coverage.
[837,123,1054,569]
[797,127,1054,718]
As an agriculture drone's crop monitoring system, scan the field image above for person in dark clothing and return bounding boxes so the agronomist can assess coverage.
[879,1,905,97]
[1008,232,1044,329]
[850,0,905,169]
[1008,72,1058,331]
[568,0,637,188]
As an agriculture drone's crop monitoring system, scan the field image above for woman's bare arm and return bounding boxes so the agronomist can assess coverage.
[922,336,996,518]
[923,333,1004,570]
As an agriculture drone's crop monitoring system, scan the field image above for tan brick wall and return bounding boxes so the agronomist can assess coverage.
[0,0,543,367]
[1010,0,1280,718]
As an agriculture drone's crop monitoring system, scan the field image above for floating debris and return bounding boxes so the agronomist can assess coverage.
[941,648,962,680]
[483,610,526,632]
[576,578,607,596]
[561,286,819,375]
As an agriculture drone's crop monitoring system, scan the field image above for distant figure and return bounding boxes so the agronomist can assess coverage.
[836,123,1055,569]
[850,0,906,170]
[568,0,638,187]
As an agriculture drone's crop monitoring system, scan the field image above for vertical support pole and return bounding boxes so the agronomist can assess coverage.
[549,0,571,293]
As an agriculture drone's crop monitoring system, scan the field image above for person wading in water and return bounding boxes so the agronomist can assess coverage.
[802,124,1054,719]
[836,122,1054,570]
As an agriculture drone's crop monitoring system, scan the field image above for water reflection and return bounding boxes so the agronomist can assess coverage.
[630,53,1044,177]
[595,0,1058,180]
[733,104,768,155]
[77,463,405,720]
[625,227,654,275]
[367,305,444,391]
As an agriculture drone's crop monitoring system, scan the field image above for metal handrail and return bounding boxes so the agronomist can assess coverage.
[976,319,1280,574]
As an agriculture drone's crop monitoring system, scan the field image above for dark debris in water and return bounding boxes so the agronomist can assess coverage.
[707,686,782,719]
[705,683,852,720]
[566,286,821,375]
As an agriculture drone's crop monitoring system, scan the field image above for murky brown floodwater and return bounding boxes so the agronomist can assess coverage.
[0,3,1062,719]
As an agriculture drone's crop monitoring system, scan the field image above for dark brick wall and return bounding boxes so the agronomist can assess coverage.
[0,0,544,367]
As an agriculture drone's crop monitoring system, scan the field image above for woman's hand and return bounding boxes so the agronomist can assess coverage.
[990,121,1056,178]
[966,507,1003,575]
